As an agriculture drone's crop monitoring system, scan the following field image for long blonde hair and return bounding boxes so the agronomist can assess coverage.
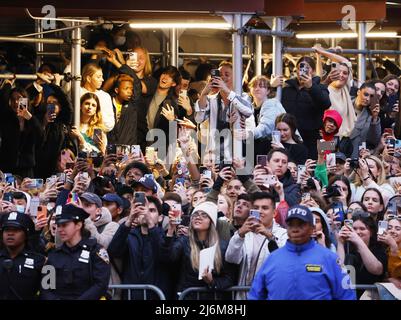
[132,46,152,77]
[218,194,234,223]
[355,155,387,187]
[189,219,222,274]
[80,92,104,137]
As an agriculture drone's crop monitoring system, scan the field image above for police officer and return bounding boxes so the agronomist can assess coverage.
[40,204,111,300]
[248,205,356,300]
[0,211,46,300]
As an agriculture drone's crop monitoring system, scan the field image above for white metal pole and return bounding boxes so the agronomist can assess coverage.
[35,21,43,70]
[272,17,283,101]
[71,24,82,128]
[233,14,243,94]
[255,35,262,76]
[169,28,178,66]
[358,22,367,83]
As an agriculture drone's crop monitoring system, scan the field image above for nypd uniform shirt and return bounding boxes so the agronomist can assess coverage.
[0,248,46,300]
[40,238,110,300]
[248,239,356,300]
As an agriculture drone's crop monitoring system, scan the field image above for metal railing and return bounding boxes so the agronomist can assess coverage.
[108,284,166,300]
[178,286,250,300]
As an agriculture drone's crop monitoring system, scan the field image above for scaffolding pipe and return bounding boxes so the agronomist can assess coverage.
[255,35,262,76]
[241,27,295,38]
[169,28,178,66]
[0,74,65,80]
[358,22,367,83]
[0,36,64,44]
[283,47,401,55]
[232,14,243,94]
[71,24,82,128]
[272,18,284,101]
[35,21,43,70]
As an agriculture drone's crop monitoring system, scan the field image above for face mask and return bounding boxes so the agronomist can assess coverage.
[16,205,25,213]
[114,36,126,46]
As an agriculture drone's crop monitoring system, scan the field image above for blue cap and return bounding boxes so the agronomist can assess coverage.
[80,192,102,208]
[102,193,123,207]
[286,205,314,225]
[131,176,157,194]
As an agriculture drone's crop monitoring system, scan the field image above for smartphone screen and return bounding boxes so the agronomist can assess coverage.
[249,209,261,221]
[378,220,388,235]
[257,155,267,167]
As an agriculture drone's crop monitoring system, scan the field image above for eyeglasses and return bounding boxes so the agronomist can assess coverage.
[191,211,209,219]
[386,214,401,221]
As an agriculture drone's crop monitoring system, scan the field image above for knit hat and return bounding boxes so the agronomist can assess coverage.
[192,201,218,225]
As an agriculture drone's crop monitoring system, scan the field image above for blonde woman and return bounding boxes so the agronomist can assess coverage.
[70,93,107,154]
[160,201,236,299]
[351,155,395,205]
[80,63,114,132]
[217,194,234,222]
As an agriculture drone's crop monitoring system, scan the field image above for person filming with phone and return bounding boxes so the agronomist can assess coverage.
[281,57,331,160]
[195,61,252,160]
[225,192,288,300]
[0,84,43,178]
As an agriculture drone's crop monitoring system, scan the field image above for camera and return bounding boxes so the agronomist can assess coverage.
[325,185,341,198]
[349,158,359,170]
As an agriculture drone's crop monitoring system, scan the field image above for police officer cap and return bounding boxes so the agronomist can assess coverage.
[286,205,314,225]
[55,204,89,225]
[1,211,35,235]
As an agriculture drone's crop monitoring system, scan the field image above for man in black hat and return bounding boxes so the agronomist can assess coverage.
[248,205,356,300]
[0,212,46,300]
[40,204,111,300]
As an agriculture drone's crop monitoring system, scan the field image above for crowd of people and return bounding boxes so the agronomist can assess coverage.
[1,26,401,300]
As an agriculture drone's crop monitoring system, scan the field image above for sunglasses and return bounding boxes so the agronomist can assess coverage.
[386,214,401,221]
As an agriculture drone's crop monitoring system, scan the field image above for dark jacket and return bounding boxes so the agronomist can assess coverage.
[0,247,46,300]
[40,237,110,300]
[159,235,237,300]
[107,224,175,300]
[282,77,331,159]
[0,83,43,177]
[277,169,301,207]
[108,65,156,150]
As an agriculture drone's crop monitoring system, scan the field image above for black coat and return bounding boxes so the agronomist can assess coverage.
[281,77,331,159]
[159,235,237,300]
[0,248,46,300]
[107,224,175,300]
[40,238,110,300]
[0,84,43,177]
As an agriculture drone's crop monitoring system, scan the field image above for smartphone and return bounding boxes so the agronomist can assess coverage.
[80,172,89,180]
[77,151,88,159]
[210,69,220,78]
[37,205,48,222]
[29,196,40,217]
[128,52,137,62]
[219,162,232,171]
[47,103,56,115]
[134,192,146,205]
[297,165,307,184]
[3,192,13,202]
[359,142,367,151]
[331,62,339,72]
[272,131,281,144]
[57,173,66,183]
[18,97,28,110]
[302,193,311,202]
[106,144,117,155]
[202,170,212,180]
[264,174,277,186]
[378,220,388,235]
[145,147,155,161]
[257,155,268,167]
[395,139,401,149]
[344,219,353,228]
[299,62,309,77]
[65,162,75,170]
[317,139,336,153]
[175,177,186,186]
[249,209,261,221]
[386,138,396,149]
[332,202,345,222]
[93,128,102,145]
[326,153,336,167]
[171,203,182,225]
[5,174,15,187]
[131,145,141,157]
[46,176,57,187]
[66,192,79,204]
[179,89,187,98]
